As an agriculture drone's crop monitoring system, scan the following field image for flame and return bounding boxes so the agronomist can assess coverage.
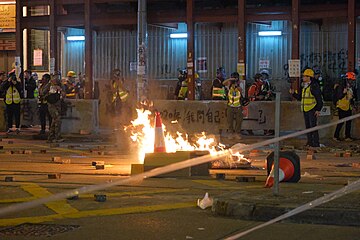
[125,108,246,164]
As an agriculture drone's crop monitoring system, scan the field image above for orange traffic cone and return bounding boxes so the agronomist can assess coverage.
[154,111,166,152]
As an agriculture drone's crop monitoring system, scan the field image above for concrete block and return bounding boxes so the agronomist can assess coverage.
[5,150,13,154]
[67,195,79,200]
[5,176,14,182]
[344,151,352,158]
[143,151,210,177]
[92,161,104,166]
[352,163,360,169]
[80,130,90,135]
[94,194,106,202]
[335,152,345,157]
[52,157,62,163]
[216,173,226,180]
[236,176,256,182]
[23,150,32,154]
[131,164,144,175]
[48,173,61,179]
[95,164,105,170]
[40,149,47,154]
[50,143,60,148]
[306,154,316,160]
[97,151,105,155]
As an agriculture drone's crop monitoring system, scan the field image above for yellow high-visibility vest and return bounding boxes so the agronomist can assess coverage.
[212,87,225,99]
[337,88,353,111]
[227,87,241,107]
[112,81,129,102]
[301,86,316,112]
[5,86,21,104]
[178,80,188,99]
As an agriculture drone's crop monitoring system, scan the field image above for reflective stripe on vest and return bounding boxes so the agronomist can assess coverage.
[5,86,21,104]
[337,88,353,111]
[301,86,316,112]
[178,81,188,99]
[227,88,241,107]
[212,87,225,99]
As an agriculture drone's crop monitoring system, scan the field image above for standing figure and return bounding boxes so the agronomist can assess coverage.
[45,72,65,143]
[333,72,356,141]
[1,73,22,134]
[223,72,243,140]
[260,69,275,135]
[111,69,129,115]
[291,68,323,148]
[211,67,226,100]
[64,71,77,99]
[175,69,188,100]
[246,73,265,135]
[23,70,37,99]
[0,71,7,98]
[38,74,52,135]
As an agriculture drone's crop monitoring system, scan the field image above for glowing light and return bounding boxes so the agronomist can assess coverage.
[170,33,188,39]
[258,31,282,36]
[67,36,85,41]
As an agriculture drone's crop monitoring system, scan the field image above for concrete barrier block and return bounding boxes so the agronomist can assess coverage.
[52,157,62,163]
[216,173,226,180]
[5,176,14,182]
[94,194,106,202]
[335,152,344,157]
[5,150,13,154]
[23,150,32,154]
[235,176,256,182]
[352,163,360,169]
[50,143,60,148]
[344,151,353,157]
[95,164,105,170]
[306,154,316,160]
[92,161,104,166]
[131,164,144,175]
[80,130,90,135]
[48,173,61,179]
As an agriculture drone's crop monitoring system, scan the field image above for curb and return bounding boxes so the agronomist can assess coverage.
[212,199,360,226]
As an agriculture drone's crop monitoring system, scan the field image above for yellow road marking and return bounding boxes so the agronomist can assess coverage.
[0,202,195,227]
[80,188,189,198]
[192,180,228,187]
[21,184,78,215]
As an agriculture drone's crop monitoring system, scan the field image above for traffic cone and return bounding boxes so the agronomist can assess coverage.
[265,151,301,188]
[154,111,166,152]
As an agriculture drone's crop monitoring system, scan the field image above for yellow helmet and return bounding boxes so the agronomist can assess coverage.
[67,71,76,77]
[303,69,314,78]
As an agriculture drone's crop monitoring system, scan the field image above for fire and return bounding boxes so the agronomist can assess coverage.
[125,108,247,165]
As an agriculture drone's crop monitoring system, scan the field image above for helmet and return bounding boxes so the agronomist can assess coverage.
[230,72,239,79]
[216,67,226,79]
[260,69,269,76]
[67,71,76,77]
[303,69,314,78]
[178,69,187,81]
[195,73,200,79]
[31,72,38,80]
[345,71,356,80]
[254,73,263,81]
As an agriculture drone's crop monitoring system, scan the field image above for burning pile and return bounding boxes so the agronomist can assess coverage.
[124,108,248,167]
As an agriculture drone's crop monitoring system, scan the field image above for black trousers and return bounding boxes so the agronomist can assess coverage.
[303,108,320,147]
[6,103,20,129]
[39,103,52,131]
[334,108,352,139]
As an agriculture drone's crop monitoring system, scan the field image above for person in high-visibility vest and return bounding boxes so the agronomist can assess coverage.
[333,72,356,142]
[223,72,243,140]
[64,71,77,99]
[110,69,129,115]
[38,74,52,135]
[0,73,23,134]
[175,69,188,100]
[290,68,323,148]
[211,67,226,100]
